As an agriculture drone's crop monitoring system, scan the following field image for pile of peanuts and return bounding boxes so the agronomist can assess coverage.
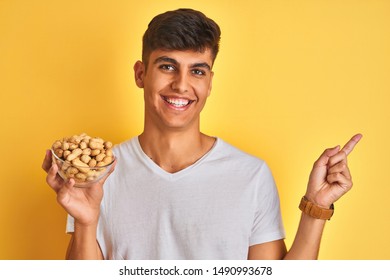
[51,133,114,184]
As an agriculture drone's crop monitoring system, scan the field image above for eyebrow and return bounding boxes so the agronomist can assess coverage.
[153,56,211,71]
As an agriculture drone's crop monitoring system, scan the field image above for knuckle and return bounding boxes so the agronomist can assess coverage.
[340,150,347,158]
[340,162,347,170]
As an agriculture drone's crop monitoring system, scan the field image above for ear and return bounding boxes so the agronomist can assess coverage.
[133,60,145,88]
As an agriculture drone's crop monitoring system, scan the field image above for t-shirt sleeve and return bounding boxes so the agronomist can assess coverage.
[249,162,285,246]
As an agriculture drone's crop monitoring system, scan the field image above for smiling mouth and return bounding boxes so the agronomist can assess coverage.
[162,96,194,108]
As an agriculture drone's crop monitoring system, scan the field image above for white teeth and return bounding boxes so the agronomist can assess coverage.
[165,97,190,107]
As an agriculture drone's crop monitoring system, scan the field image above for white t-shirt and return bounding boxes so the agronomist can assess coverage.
[67,137,285,259]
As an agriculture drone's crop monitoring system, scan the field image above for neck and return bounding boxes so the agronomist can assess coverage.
[138,129,215,173]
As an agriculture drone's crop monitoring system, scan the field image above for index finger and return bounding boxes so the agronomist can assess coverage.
[341,133,363,155]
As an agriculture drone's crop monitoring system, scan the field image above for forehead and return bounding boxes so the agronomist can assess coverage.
[148,49,213,67]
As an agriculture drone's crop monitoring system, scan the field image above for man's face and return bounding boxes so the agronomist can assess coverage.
[135,49,214,132]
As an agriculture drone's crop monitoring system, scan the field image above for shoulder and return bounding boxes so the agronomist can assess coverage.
[111,137,139,159]
[113,137,137,152]
[211,138,275,179]
[214,138,266,166]
[105,137,142,174]
[102,137,140,192]
[212,138,278,200]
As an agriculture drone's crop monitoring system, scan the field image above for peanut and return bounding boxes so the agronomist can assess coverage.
[91,137,104,144]
[72,158,90,173]
[104,141,113,149]
[51,133,115,185]
[80,154,91,164]
[89,141,104,150]
[88,159,97,167]
[95,153,106,162]
[90,149,101,156]
[75,173,87,180]
[66,148,83,161]
[82,148,91,155]
[69,143,78,150]
[54,148,64,158]
[66,167,79,176]
[53,141,62,149]
[70,135,82,144]
[63,150,71,158]
[79,141,88,150]
[106,149,113,157]
[62,142,69,151]
[96,161,107,167]
[103,156,113,164]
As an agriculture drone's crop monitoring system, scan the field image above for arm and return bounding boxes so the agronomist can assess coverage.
[248,134,362,259]
[248,240,287,260]
[66,229,103,260]
[42,150,115,260]
[248,215,326,260]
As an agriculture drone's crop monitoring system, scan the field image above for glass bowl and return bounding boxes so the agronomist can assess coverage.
[51,149,115,187]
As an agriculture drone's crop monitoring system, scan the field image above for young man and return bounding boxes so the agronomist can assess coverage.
[42,8,362,260]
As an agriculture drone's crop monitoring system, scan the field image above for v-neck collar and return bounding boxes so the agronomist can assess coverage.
[134,136,219,180]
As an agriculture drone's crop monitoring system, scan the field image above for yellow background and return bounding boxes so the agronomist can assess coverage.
[1,0,389,259]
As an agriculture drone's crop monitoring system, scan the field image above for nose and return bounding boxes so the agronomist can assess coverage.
[171,71,189,93]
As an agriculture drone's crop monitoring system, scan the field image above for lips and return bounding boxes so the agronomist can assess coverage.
[162,96,194,108]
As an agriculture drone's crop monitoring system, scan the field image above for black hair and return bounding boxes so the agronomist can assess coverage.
[142,8,221,67]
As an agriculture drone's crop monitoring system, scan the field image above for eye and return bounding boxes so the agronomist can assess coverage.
[192,69,206,76]
[159,64,176,71]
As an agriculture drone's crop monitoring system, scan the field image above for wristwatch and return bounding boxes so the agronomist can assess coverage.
[299,196,334,220]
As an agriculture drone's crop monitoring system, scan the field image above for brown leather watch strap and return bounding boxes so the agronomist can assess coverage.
[299,196,334,220]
